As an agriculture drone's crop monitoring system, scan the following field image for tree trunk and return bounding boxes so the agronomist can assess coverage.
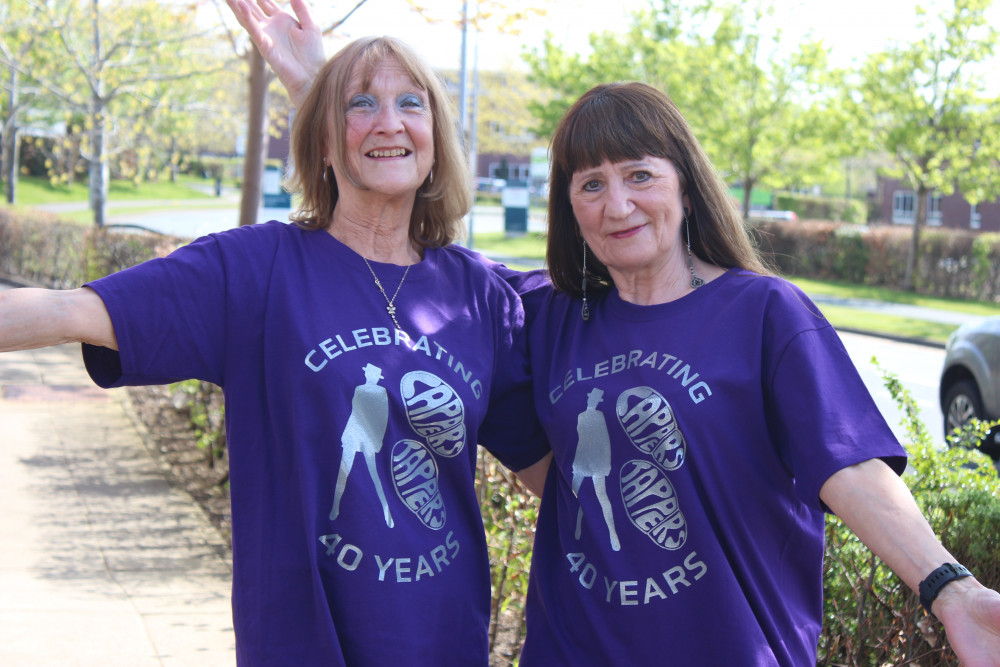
[3,67,19,205]
[87,0,107,228]
[88,101,109,228]
[239,47,270,228]
[169,137,178,183]
[742,178,754,219]
[2,126,17,205]
[902,185,927,292]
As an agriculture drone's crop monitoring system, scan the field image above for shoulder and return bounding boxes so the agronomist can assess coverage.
[205,219,300,250]
[193,220,317,271]
[438,244,551,294]
[724,270,823,317]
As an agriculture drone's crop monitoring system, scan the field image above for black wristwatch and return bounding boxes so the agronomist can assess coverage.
[919,563,972,616]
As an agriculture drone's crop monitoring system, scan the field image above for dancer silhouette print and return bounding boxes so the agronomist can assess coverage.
[572,388,620,551]
[330,363,394,528]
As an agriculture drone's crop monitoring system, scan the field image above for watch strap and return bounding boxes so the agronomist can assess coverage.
[919,563,972,616]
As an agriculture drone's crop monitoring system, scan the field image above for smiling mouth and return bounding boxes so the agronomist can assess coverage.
[367,148,410,158]
[610,224,645,239]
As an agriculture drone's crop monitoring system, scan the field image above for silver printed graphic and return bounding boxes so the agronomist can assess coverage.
[571,389,620,551]
[400,371,466,457]
[391,439,446,529]
[620,459,687,550]
[616,386,686,471]
[330,363,395,528]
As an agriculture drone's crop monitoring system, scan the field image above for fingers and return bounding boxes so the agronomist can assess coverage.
[255,0,282,18]
[225,0,260,30]
[226,0,270,48]
[288,0,318,32]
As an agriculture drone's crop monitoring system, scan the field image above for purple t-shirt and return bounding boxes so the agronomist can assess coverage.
[515,269,907,666]
[82,221,548,666]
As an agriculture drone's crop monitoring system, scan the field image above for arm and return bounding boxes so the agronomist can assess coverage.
[225,0,326,107]
[515,452,552,497]
[820,458,1000,667]
[0,287,117,352]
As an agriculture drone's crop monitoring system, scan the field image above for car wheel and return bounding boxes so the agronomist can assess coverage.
[943,380,1000,462]
[943,380,984,440]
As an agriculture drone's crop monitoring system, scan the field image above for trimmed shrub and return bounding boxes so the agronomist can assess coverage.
[818,363,1000,666]
[0,207,184,288]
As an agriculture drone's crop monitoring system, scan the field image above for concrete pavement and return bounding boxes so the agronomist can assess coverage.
[0,295,236,665]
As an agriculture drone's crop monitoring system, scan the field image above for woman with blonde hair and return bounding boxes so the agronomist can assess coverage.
[0,22,549,667]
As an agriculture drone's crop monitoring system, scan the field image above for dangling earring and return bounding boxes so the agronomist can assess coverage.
[428,168,434,184]
[322,159,328,183]
[686,212,705,289]
[581,241,591,321]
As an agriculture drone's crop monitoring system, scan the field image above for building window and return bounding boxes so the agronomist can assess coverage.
[927,193,942,226]
[892,191,915,224]
[971,204,982,230]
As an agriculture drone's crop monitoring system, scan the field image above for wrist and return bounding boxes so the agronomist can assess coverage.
[919,563,973,618]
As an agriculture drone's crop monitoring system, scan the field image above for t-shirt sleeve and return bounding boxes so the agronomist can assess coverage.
[764,304,907,511]
[476,279,551,472]
[82,224,276,388]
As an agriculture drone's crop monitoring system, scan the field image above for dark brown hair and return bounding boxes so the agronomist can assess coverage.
[547,82,768,297]
[287,36,471,248]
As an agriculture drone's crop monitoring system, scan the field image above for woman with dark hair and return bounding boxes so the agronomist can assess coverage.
[518,80,1000,666]
[0,25,549,667]
[545,82,768,299]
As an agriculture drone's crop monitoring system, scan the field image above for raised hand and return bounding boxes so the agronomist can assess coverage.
[225,0,326,107]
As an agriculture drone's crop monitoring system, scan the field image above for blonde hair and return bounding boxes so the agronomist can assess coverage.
[287,36,471,249]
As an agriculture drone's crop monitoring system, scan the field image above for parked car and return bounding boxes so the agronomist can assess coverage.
[747,209,799,223]
[939,316,1000,462]
[475,177,506,193]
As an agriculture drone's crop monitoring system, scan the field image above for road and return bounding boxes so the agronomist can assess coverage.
[840,331,946,447]
[93,202,548,239]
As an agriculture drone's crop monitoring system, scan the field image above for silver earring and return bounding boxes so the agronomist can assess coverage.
[686,213,704,289]
[429,168,434,184]
[581,241,591,321]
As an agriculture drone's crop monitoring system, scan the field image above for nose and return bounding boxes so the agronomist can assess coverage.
[373,104,405,134]
[604,180,633,220]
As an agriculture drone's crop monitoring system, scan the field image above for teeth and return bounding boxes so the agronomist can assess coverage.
[369,149,407,158]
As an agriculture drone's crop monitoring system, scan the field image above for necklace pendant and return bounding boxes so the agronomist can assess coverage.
[362,255,411,332]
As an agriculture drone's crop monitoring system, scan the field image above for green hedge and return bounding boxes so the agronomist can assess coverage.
[775,193,867,224]
[818,364,1000,666]
[754,220,1000,301]
[0,207,185,287]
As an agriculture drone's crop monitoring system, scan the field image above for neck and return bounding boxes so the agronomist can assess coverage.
[329,197,420,265]
[611,255,722,305]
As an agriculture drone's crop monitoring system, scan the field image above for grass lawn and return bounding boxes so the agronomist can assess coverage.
[814,305,961,344]
[790,277,1000,318]
[471,231,547,260]
[7,174,217,207]
[4,175,234,225]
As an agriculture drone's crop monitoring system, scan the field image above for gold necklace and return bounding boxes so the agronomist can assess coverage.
[362,256,411,330]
